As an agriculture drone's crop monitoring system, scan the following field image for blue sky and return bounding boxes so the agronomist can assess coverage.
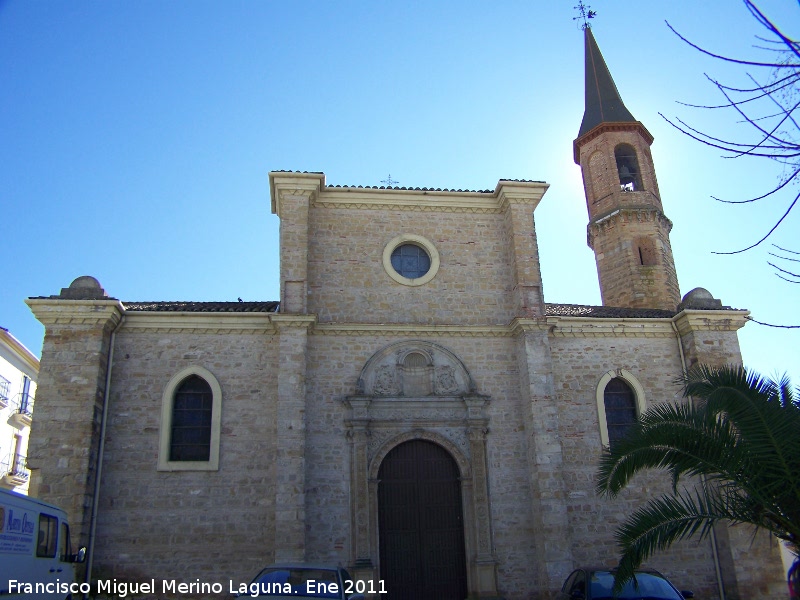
[1,0,798,385]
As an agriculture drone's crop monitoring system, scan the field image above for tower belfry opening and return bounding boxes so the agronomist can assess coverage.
[615,144,642,191]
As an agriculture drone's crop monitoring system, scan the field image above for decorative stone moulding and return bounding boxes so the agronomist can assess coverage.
[308,178,548,214]
[57,275,109,299]
[355,340,476,397]
[382,234,440,287]
[342,339,498,596]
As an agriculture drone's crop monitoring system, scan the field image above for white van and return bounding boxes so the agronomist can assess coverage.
[0,489,85,599]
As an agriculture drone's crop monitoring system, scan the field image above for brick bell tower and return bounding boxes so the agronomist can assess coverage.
[573,27,680,310]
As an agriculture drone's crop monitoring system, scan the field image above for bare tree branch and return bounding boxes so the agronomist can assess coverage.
[744,316,800,328]
[665,20,799,68]
[774,245,800,256]
[768,261,800,279]
[712,190,800,254]
[665,0,800,270]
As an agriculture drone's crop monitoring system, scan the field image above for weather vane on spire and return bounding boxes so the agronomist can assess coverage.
[573,1,597,30]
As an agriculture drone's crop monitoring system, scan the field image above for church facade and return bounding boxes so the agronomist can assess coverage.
[24,29,785,599]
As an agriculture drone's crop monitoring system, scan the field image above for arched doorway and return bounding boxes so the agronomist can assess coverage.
[378,440,468,600]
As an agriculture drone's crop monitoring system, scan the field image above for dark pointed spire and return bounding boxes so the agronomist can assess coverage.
[578,27,637,138]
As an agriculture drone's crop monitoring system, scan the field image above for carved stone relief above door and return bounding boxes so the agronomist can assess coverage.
[355,340,476,398]
[343,340,499,598]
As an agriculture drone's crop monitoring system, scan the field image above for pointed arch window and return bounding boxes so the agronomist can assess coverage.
[170,375,213,461]
[614,144,643,192]
[595,369,646,450]
[603,378,637,448]
[158,366,222,471]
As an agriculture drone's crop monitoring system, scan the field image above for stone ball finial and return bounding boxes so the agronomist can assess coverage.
[58,276,109,300]
[678,287,723,311]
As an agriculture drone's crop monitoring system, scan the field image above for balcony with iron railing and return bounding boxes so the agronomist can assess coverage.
[8,392,34,428]
[0,376,10,409]
[0,452,29,488]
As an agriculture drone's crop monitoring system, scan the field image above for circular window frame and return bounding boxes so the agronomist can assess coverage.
[383,234,440,286]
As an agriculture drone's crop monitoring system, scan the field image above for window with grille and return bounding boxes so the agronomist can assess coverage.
[603,377,637,448]
[391,244,431,280]
[158,366,221,471]
[169,375,213,462]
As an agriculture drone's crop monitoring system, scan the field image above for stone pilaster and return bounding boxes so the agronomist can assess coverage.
[269,172,324,314]
[497,181,548,318]
[675,305,747,600]
[673,290,785,599]
[512,319,572,596]
[344,398,372,572]
[270,314,315,562]
[466,420,498,597]
[25,289,123,551]
[673,296,748,370]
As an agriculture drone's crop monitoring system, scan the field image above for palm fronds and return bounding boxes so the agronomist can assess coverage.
[597,364,800,592]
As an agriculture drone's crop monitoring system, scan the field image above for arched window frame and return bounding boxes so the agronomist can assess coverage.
[595,369,646,449]
[158,366,222,472]
[614,144,643,192]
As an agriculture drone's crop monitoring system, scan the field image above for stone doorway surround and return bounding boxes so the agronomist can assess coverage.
[343,340,499,598]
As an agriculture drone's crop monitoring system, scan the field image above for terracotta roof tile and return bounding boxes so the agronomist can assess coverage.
[122,301,279,313]
[545,303,676,319]
[326,184,495,193]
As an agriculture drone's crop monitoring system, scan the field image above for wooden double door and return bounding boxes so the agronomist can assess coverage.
[378,440,468,600]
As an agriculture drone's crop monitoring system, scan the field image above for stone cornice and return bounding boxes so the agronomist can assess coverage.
[545,316,676,338]
[25,299,124,329]
[314,188,500,213]
[673,309,750,335]
[312,323,513,337]
[573,121,654,164]
[122,311,275,334]
[86,311,319,335]
[270,314,317,331]
[317,317,677,339]
[495,180,549,212]
[589,206,673,230]
[509,318,553,336]
[27,304,744,338]
[587,208,673,249]
[269,172,325,217]
[309,180,549,214]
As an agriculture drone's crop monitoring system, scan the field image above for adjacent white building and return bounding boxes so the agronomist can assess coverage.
[0,327,39,494]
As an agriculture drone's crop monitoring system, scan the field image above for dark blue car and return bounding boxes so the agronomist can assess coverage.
[558,568,694,600]
[235,564,366,599]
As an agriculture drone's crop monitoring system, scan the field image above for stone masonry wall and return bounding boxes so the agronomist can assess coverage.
[549,333,722,596]
[550,328,786,600]
[676,318,787,599]
[25,301,121,554]
[306,206,518,326]
[588,210,680,310]
[92,328,279,586]
[577,127,680,311]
